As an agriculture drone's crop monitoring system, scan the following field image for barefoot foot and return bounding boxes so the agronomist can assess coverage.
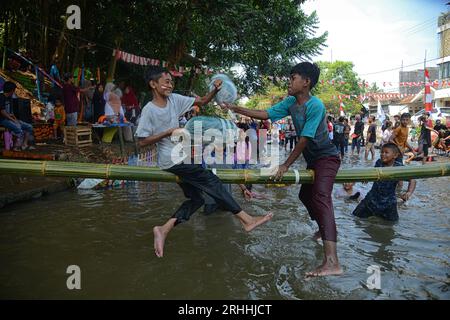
[153,226,167,258]
[305,262,343,278]
[243,212,273,232]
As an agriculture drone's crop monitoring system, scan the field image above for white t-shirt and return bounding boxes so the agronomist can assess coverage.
[135,93,195,169]
[382,129,393,145]
[334,184,366,199]
[104,102,125,117]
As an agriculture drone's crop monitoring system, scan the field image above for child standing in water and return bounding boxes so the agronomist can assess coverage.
[222,62,342,277]
[352,143,416,221]
[389,113,415,160]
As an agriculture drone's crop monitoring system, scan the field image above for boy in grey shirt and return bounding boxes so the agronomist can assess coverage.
[136,66,272,258]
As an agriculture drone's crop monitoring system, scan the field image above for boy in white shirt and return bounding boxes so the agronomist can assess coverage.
[136,66,272,258]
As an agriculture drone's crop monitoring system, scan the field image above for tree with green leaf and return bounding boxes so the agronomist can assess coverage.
[315,61,365,116]
[245,60,367,116]
[245,78,287,109]
[1,1,327,96]
[367,82,383,93]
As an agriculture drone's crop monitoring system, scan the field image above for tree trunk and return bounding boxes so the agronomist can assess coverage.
[42,0,50,68]
[187,68,198,93]
[2,12,9,69]
[107,37,122,82]
[167,2,193,69]
[71,40,80,73]
[39,0,45,65]
[106,50,118,83]
[53,17,68,72]
[10,14,18,51]
[167,24,188,68]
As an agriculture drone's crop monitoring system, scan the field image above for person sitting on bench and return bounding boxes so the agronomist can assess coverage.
[0,81,35,151]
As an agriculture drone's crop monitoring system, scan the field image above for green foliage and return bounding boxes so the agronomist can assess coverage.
[367,82,383,93]
[315,61,365,116]
[1,0,326,97]
[199,104,229,118]
[245,79,287,110]
[245,60,370,116]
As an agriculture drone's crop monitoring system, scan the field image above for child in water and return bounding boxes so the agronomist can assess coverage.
[352,143,416,221]
[334,182,365,201]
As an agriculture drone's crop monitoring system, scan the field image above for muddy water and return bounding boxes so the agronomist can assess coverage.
[0,154,449,299]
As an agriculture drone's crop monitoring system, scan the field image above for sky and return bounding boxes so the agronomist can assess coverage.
[302,0,448,89]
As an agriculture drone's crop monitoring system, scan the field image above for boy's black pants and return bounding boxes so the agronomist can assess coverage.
[165,164,242,225]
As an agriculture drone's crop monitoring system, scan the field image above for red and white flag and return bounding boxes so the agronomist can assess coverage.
[424,69,432,112]
[339,100,345,117]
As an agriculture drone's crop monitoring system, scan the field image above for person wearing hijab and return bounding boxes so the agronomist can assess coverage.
[122,85,140,123]
[92,83,106,123]
[104,82,125,122]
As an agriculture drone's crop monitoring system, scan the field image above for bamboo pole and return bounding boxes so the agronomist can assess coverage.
[0,159,449,184]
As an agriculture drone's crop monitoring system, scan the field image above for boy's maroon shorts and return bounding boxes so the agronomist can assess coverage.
[299,156,341,242]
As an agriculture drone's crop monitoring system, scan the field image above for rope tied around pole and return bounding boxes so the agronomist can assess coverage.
[244,169,249,183]
[293,169,300,184]
[106,164,111,179]
[41,161,47,176]
[375,168,382,181]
